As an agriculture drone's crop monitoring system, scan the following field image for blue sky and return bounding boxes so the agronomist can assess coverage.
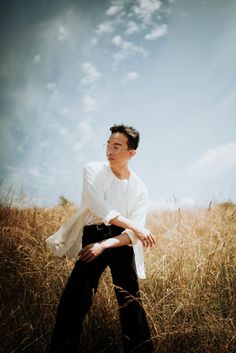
[0,0,236,208]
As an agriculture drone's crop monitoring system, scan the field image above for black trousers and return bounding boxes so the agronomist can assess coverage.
[49,224,154,353]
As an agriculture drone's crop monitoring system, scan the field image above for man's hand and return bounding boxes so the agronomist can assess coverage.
[132,226,156,248]
[109,215,156,248]
[78,243,104,263]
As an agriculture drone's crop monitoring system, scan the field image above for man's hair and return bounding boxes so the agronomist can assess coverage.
[109,124,140,150]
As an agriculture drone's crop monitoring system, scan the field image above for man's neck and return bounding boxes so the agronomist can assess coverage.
[110,164,130,180]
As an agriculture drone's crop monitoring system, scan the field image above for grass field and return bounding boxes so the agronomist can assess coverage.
[0,202,235,353]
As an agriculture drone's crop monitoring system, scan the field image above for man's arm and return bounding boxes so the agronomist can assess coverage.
[109,186,156,248]
[79,188,156,263]
[78,233,131,263]
[109,215,156,248]
[78,217,156,263]
[82,163,155,253]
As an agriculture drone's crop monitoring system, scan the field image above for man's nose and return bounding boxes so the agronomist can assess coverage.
[107,149,114,156]
[107,146,114,155]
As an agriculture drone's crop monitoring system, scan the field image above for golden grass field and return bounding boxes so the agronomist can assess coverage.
[0,201,235,353]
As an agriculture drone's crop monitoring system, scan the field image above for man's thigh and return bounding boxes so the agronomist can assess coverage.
[108,246,140,296]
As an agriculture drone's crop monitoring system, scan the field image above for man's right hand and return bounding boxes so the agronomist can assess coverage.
[110,215,156,248]
[131,225,156,248]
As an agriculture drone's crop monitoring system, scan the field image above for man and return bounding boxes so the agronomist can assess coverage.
[46,124,156,353]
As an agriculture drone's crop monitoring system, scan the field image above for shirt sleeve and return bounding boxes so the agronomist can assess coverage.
[122,186,148,245]
[82,163,120,225]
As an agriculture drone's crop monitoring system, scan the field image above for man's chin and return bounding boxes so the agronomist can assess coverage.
[107,157,116,166]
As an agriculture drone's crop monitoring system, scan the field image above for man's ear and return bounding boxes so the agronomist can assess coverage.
[129,150,136,159]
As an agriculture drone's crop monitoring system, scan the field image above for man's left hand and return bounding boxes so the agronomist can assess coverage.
[78,243,104,263]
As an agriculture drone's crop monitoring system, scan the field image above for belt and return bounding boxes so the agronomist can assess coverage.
[83,223,111,232]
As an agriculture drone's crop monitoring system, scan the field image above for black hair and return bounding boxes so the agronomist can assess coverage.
[109,124,140,150]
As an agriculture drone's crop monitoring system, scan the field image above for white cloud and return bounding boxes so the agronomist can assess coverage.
[207,89,236,116]
[46,82,56,90]
[186,143,236,179]
[106,4,123,16]
[125,71,140,81]
[33,55,41,63]
[133,0,162,24]
[111,35,147,66]
[83,95,96,112]
[91,37,98,46]
[81,62,102,86]
[95,22,114,35]
[60,107,71,116]
[39,141,49,148]
[28,167,41,177]
[171,143,236,204]
[125,20,141,34]
[17,145,24,152]
[59,128,69,135]
[145,24,168,40]
[72,119,94,153]
[112,35,123,46]
[57,25,70,41]
[78,119,92,135]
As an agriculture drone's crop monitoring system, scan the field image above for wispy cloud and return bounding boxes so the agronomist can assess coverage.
[132,0,162,24]
[91,37,98,46]
[72,119,95,156]
[58,127,69,135]
[89,0,171,70]
[111,35,147,67]
[125,20,141,34]
[95,22,114,35]
[186,143,236,179]
[106,4,123,16]
[81,62,102,86]
[80,63,102,113]
[145,23,168,40]
[83,95,96,112]
[33,55,41,63]
[112,35,123,46]
[28,167,41,177]
[124,71,140,81]
[17,145,24,152]
[46,82,56,90]
[173,142,236,203]
[57,25,70,41]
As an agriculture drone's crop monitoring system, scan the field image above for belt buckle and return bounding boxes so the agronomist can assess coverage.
[96,224,104,231]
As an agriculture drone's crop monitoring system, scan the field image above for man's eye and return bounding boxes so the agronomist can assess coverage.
[114,146,120,150]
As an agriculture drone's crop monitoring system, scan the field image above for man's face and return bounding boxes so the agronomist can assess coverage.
[106,132,135,166]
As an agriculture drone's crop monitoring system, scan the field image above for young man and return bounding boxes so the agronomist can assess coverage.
[46,124,156,353]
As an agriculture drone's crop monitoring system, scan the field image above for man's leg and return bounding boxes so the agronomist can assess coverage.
[49,257,106,353]
[109,246,154,353]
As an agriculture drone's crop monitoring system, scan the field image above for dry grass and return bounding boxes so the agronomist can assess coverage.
[0,202,235,353]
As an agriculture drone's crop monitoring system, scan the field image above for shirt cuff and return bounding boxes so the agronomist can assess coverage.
[121,229,138,246]
[104,210,121,226]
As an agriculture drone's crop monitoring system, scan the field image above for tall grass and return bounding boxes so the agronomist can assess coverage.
[0,202,235,352]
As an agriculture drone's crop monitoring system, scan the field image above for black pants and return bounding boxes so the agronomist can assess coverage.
[49,224,154,353]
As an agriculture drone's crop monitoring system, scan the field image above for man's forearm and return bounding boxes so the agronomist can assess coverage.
[78,233,132,263]
[109,215,156,248]
[100,232,131,250]
[109,215,136,231]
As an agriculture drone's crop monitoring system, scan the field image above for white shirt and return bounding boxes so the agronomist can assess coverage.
[85,173,129,225]
[46,161,149,279]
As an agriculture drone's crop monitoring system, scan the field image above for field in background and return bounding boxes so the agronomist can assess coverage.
[0,202,235,353]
